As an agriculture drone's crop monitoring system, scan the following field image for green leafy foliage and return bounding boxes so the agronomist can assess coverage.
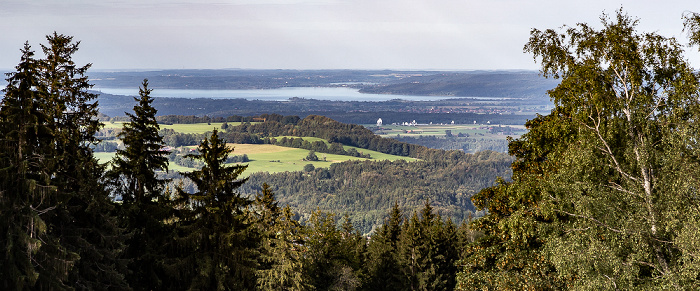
[459,9,700,290]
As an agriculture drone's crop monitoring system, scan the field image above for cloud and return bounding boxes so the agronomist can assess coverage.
[1,0,698,70]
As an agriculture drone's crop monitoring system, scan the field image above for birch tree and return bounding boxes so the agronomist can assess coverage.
[524,10,700,288]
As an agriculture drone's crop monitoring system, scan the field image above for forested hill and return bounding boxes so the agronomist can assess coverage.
[359,71,559,98]
[220,115,514,233]
[95,91,543,126]
[242,152,511,234]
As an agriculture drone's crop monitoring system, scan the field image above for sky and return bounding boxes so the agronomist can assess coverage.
[1,0,698,71]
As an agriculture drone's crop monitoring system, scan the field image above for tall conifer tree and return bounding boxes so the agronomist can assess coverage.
[109,78,172,289]
[0,41,66,290]
[37,32,128,290]
[176,129,256,290]
[254,184,313,290]
[1,34,128,289]
[365,203,406,291]
[111,79,169,203]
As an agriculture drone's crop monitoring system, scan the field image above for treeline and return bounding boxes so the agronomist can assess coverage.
[97,91,541,126]
[311,111,533,127]
[273,136,371,159]
[222,114,476,160]
[393,135,510,153]
[129,113,513,156]
[157,113,301,125]
[107,112,301,124]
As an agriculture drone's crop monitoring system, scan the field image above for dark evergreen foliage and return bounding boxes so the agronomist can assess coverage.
[37,32,128,291]
[0,41,61,290]
[0,34,128,290]
[175,129,257,290]
[110,79,170,203]
[107,79,174,289]
[364,203,406,290]
[253,184,314,290]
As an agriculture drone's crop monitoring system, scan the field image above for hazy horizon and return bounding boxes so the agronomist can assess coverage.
[2,0,699,71]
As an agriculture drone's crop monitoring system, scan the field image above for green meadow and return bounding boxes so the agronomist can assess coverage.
[97,122,415,175]
[229,143,415,176]
[103,122,245,134]
[368,124,527,140]
[95,142,415,176]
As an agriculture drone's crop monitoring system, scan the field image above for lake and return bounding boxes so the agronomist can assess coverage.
[93,86,491,102]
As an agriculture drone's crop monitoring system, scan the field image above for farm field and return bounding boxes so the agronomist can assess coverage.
[368,123,527,139]
[103,122,244,133]
[95,143,415,176]
[225,143,415,176]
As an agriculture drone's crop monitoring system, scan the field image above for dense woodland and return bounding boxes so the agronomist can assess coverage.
[4,10,700,291]
[198,115,513,233]
[392,135,511,153]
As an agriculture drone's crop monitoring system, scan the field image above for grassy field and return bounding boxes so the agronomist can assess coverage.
[95,151,202,173]
[368,124,527,140]
[230,143,414,176]
[94,142,415,177]
[96,123,418,175]
[102,122,245,134]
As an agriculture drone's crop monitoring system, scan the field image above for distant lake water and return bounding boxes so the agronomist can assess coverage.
[93,86,487,102]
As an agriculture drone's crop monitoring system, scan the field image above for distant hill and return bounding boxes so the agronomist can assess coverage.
[359,71,559,98]
[89,69,557,99]
[90,69,411,90]
[96,92,541,126]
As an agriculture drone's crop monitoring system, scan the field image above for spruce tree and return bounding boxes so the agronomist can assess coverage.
[305,210,363,290]
[254,184,313,290]
[1,34,128,290]
[37,32,128,290]
[108,78,172,289]
[111,79,170,203]
[398,212,423,290]
[176,129,257,290]
[0,41,67,290]
[364,203,406,291]
[395,200,458,291]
